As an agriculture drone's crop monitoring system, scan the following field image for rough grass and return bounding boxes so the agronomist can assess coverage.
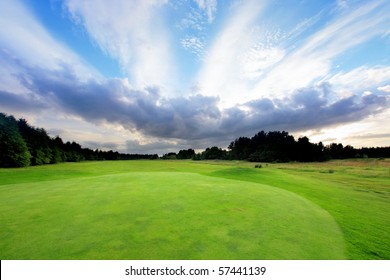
[0,159,389,259]
[208,159,390,259]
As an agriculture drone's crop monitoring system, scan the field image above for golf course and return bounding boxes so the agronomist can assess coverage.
[0,159,389,259]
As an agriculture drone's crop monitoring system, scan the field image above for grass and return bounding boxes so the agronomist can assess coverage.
[0,159,389,259]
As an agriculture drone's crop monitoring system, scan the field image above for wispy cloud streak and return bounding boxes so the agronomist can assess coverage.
[253,1,390,98]
[64,0,177,91]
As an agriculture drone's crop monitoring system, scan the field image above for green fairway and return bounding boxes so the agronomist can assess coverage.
[0,159,389,259]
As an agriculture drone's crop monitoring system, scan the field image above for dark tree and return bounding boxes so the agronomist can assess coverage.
[201,146,228,160]
[228,137,252,159]
[0,113,31,167]
[230,131,297,162]
[177,149,195,159]
[162,152,177,160]
[17,118,53,165]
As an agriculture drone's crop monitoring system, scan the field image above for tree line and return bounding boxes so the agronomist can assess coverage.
[0,113,157,167]
[165,131,390,162]
[1,112,389,168]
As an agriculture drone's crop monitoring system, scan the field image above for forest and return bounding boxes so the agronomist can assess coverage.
[225,131,390,162]
[0,113,158,167]
[1,112,389,167]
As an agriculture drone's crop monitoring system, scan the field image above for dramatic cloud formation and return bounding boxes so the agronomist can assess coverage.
[0,0,389,154]
[5,57,387,143]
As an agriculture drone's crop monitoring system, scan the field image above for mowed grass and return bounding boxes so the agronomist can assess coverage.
[0,159,388,259]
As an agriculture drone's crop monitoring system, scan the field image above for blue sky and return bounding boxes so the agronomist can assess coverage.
[0,0,389,154]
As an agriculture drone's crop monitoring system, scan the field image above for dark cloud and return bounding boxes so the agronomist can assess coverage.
[228,83,388,136]
[1,61,388,151]
[126,139,182,155]
[126,137,230,155]
[16,65,223,140]
[0,90,48,112]
[246,98,275,111]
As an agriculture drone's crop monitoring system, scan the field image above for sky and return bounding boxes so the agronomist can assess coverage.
[0,0,389,155]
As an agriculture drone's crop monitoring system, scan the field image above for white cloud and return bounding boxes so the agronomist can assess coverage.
[0,0,96,80]
[240,44,285,80]
[328,66,390,93]
[197,1,390,107]
[180,36,206,57]
[377,84,390,93]
[337,0,348,10]
[196,0,268,106]
[286,10,324,41]
[306,107,390,148]
[0,0,101,122]
[64,0,178,93]
[178,7,205,31]
[252,0,390,99]
[194,0,217,23]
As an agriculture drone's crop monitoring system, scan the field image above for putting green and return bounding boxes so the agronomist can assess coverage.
[0,172,346,259]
